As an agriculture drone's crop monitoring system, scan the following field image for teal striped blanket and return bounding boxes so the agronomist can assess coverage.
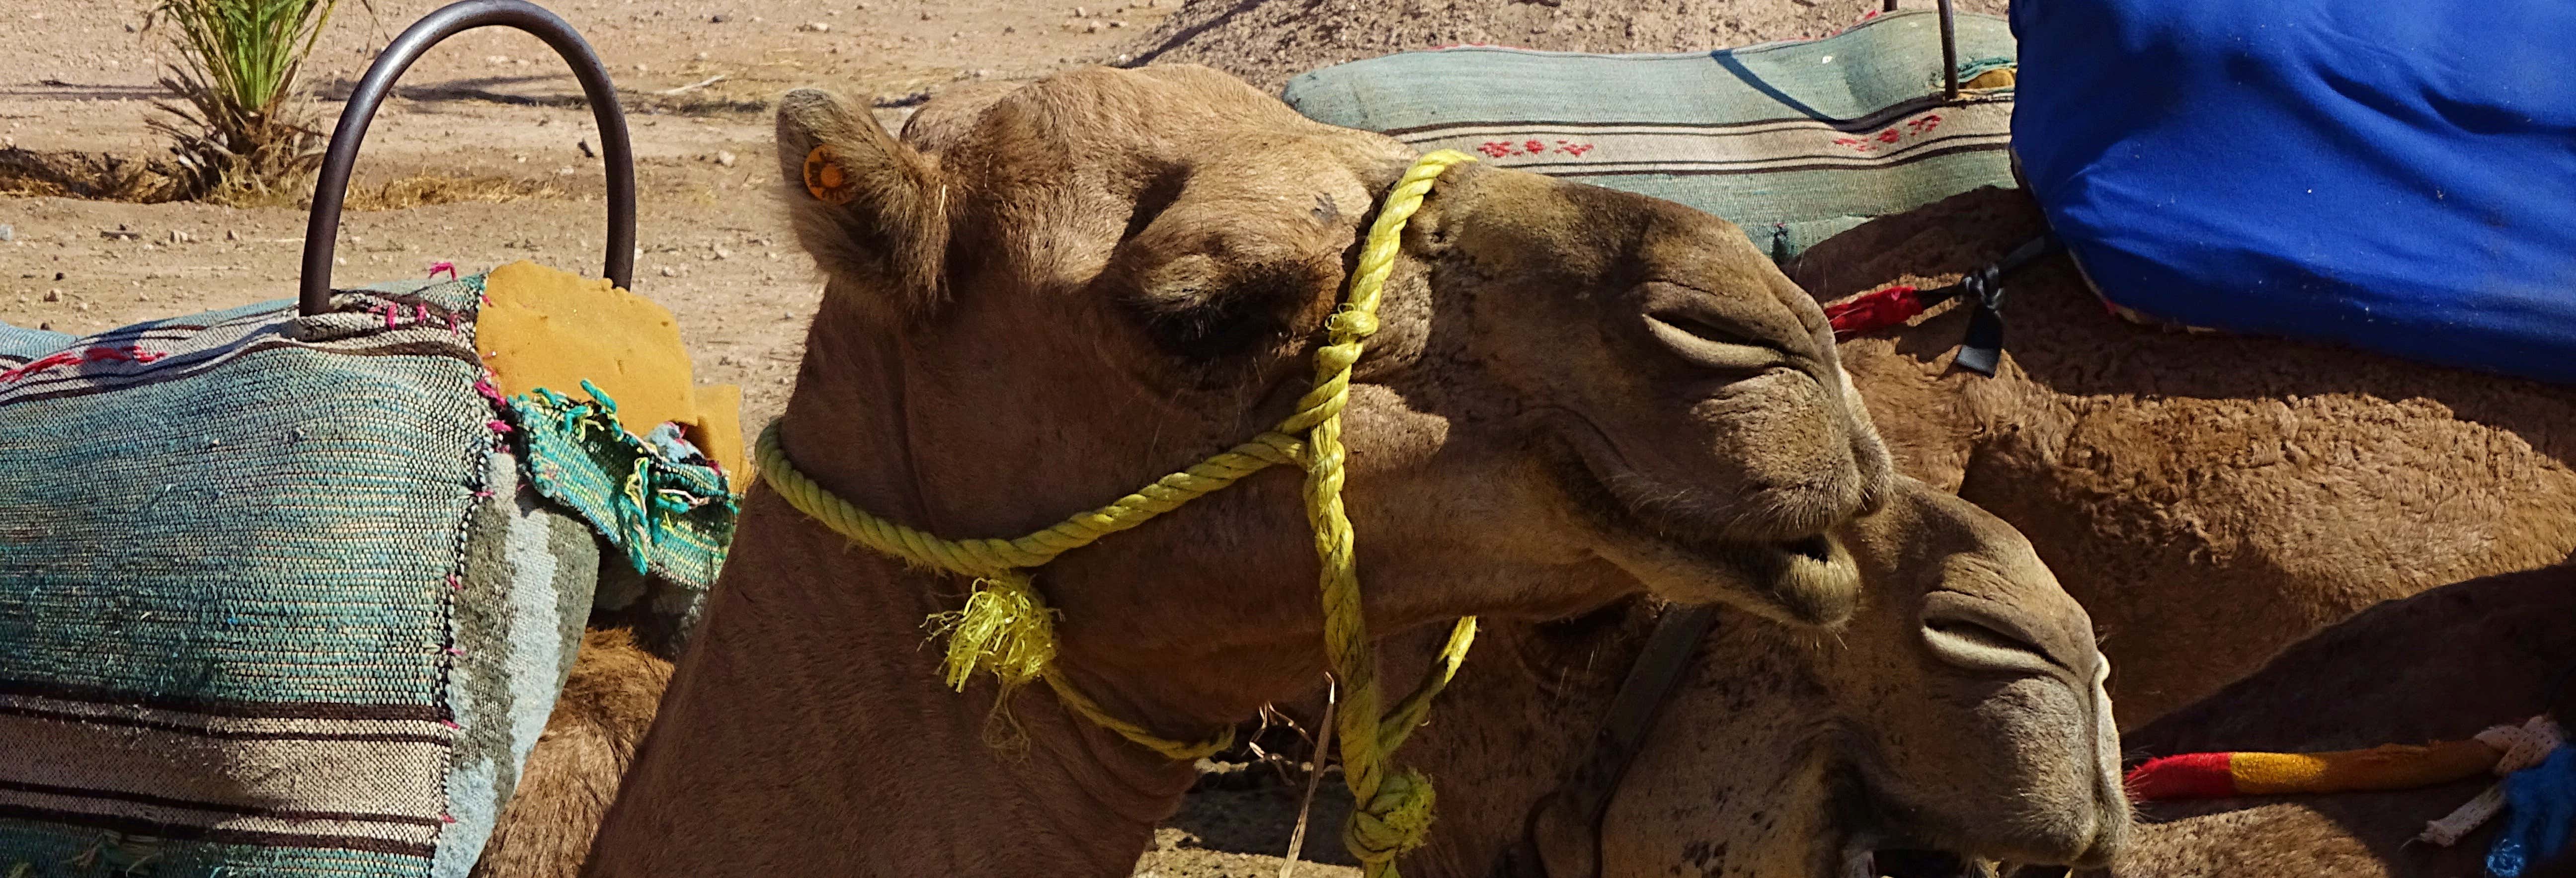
[0,272,730,877]
[1282,8,2020,263]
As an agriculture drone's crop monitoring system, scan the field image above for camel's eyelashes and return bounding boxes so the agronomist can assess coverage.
[1643,309,1787,374]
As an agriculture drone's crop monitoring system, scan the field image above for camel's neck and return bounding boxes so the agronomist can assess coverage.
[584,492,1199,877]
[585,298,1314,877]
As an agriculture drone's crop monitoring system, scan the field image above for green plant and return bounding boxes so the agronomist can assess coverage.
[148,0,343,202]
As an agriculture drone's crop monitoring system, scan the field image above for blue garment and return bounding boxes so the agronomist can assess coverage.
[2492,747,2576,878]
[2010,0,2576,385]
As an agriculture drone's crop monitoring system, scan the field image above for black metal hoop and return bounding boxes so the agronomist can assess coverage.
[1882,0,1964,100]
[299,0,636,316]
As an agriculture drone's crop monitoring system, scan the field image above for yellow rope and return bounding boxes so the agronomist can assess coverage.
[756,150,1482,875]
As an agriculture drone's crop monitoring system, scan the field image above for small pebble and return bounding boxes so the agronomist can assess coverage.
[709,13,728,22]
[43,289,60,302]
[716,150,737,167]
[803,21,829,32]
[0,224,13,242]
[660,265,680,277]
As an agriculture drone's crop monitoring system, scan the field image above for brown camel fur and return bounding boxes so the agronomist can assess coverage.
[1788,186,2576,726]
[2076,564,2576,878]
[470,629,671,878]
[573,64,1895,877]
[1382,475,2128,878]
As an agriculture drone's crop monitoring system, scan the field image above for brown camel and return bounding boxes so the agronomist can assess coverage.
[1385,527,2576,878]
[2083,563,2576,878]
[565,63,1893,877]
[1786,186,2576,726]
[1381,474,2128,878]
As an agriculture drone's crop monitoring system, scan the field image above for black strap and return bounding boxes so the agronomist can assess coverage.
[1890,234,2058,378]
[1495,604,1722,878]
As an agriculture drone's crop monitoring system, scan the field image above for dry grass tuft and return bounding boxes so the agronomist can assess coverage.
[0,148,189,203]
[340,174,565,211]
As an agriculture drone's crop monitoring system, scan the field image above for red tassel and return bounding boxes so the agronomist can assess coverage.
[2125,752,2241,801]
[1825,285,1925,340]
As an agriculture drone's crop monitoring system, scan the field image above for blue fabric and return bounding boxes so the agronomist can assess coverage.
[2011,0,2576,385]
[2491,747,2576,877]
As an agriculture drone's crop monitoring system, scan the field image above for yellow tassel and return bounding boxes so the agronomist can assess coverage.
[925,572,1057,692]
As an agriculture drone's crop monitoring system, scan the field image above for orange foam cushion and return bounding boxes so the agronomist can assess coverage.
[476,260,747,478]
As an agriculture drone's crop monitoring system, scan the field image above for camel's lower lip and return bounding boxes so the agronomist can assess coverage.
[1867,849,1988,878]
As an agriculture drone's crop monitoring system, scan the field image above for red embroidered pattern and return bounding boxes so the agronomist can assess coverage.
[1475,138,1598,159]
[1834,113,1944,154]
[0,345,168,383]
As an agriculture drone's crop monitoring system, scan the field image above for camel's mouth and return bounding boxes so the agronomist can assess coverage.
[1536,418,1863,625]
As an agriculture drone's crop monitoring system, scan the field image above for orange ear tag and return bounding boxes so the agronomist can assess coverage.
[803,145,858,205]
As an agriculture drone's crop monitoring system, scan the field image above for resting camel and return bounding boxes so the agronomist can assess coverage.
[1785,186,2576,725]
[1384,474,2127,878]
[557,63,1892,877]
[1383,526,2576,878]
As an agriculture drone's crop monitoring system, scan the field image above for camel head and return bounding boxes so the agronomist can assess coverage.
[1407,477,2128,877]
[769,65,1891,640]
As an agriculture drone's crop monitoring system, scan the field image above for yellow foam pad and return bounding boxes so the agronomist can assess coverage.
[2232,739,2501,795]
[692,384,749,482]
[475,260,748,478]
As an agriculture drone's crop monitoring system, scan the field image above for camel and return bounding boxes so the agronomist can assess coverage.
[1381,474,2128,878]
[562,63,1895,877]
[2084,563,2576,878]
[1381,524,2576,878]
[1784,186,2576,726]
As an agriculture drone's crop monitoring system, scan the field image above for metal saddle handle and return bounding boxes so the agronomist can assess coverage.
[299,0,636,316]
[1884,0,1965,100]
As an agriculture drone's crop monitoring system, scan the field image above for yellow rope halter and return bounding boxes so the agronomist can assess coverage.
[755,150,1481,876]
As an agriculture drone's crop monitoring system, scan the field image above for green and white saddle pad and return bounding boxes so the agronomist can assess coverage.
[0,267,733,878]
[1282,8,2020,263]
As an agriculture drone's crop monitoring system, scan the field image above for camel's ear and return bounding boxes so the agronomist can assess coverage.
[775,88,949,315]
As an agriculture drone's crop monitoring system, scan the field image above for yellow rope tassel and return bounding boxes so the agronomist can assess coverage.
[756,151,1482,874]
[926,572,1056,692]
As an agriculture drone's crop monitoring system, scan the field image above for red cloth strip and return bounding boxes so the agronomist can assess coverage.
[1824,285,1924,339]
[2125,752,2240,801]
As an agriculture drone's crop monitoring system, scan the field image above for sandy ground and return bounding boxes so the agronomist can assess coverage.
[0,0,1998,873]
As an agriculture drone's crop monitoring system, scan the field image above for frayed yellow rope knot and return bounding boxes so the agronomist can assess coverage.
[756,150,1482,876]
[1344,769,1438,873]
[926,573,1056,692]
